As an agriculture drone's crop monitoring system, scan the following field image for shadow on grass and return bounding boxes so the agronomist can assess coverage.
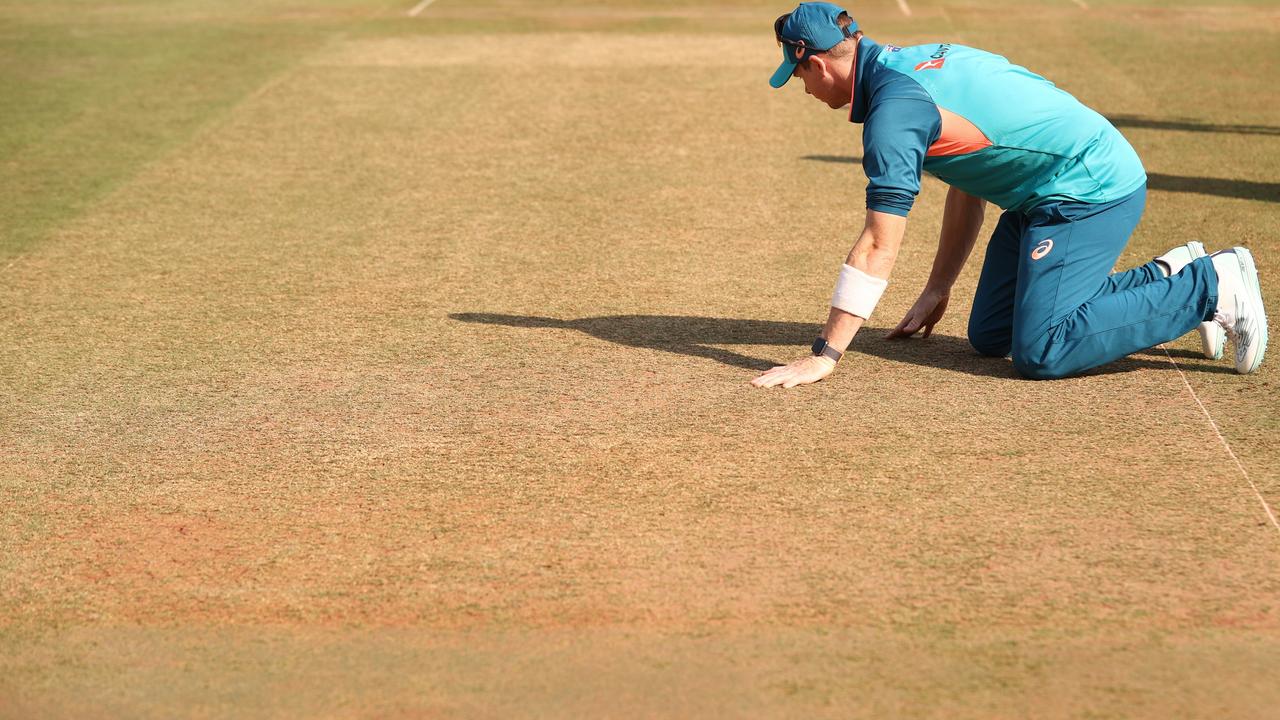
[1106,114,1280,137]
[449,313,1234,378]
[1146,173,1280,203]
[803,154,861,165]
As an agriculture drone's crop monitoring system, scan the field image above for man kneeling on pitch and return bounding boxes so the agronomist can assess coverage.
[751,2,1267,388]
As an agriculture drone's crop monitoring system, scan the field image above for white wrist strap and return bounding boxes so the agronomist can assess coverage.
[831,263,888,320]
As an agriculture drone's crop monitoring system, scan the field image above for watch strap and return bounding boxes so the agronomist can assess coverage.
[811,337,843,363]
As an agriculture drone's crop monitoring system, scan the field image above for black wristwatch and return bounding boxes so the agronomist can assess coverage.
[811,337,844,363]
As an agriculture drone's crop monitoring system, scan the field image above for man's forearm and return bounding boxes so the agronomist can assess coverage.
[845,216,903,278]
[825,211,907,350]
[821,306,865,353]
[749,213,906,388]
[926,187,985,291]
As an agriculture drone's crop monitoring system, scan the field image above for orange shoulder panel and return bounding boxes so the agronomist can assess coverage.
[927,106,993,157]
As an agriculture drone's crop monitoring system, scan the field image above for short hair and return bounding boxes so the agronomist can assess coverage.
[800,12,861,69]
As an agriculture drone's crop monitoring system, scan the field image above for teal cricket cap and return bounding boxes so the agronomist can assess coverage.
[770,2,859,88]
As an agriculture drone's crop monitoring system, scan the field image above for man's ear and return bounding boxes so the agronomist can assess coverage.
[807,53,831,79]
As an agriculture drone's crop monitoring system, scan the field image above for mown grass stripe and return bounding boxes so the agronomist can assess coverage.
[0,5,378,263]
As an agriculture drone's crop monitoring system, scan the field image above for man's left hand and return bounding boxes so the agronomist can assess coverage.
[750,355,836,389]
[887,289,949,339]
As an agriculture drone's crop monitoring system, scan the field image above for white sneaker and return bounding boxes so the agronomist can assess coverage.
[1211,247,1268,374]
[1155,241,1225,360]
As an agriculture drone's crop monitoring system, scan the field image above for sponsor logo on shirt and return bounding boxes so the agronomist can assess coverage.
[1031,238,1054,260]
[914,43,952,71]
[885,44,903,52]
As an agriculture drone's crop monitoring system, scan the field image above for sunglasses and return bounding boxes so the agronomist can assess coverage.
[773,14,810,60]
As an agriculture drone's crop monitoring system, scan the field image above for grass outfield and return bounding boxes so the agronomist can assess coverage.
[2,0,1278,717]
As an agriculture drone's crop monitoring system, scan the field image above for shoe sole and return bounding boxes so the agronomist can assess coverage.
[1235,247,1268,374]
[1186,242,1226,360]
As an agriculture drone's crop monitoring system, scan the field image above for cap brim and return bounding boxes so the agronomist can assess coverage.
[769,58,797,88]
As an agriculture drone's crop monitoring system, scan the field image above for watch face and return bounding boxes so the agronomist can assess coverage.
[811,337,827,355]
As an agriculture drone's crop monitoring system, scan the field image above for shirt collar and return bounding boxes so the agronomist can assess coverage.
[848,37,882,124]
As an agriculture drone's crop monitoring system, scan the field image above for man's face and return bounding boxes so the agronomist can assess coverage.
[794,55,850,109]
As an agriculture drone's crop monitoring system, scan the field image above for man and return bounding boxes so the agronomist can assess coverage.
[751,2,1267,388]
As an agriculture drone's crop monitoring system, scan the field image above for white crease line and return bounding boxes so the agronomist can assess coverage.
[1160,345,1280,535]
[1071,0,1089,9]
[408,0,437,17]
[895,0,913,17]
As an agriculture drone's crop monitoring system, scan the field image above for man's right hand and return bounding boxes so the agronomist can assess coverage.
[887,288,949,339]
[750,354,837,389]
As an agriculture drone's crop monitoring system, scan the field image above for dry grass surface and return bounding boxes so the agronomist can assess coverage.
[2,0,1278,717]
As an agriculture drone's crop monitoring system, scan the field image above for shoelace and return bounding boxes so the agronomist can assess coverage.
[1214,311,1238,338]
[1215,311,1245,356]
[1216,311,1253,364]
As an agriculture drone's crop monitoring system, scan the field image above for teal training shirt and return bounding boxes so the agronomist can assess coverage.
[849,39,1147,216]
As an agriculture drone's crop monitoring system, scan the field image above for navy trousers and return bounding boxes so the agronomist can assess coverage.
[967,185,1219,379]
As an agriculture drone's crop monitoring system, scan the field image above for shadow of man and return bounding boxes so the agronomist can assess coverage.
[449,313,1234,378]
[450,313,814,371]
